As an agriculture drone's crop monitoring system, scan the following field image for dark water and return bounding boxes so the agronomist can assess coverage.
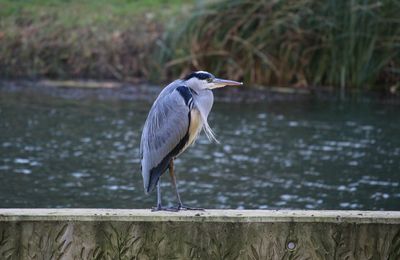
[1,89,399,210]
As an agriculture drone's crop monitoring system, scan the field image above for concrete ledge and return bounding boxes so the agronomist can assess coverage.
[0,208,400,223]
[1,209,400,259]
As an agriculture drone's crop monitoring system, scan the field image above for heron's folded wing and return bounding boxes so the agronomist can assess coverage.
[140,87,190,190]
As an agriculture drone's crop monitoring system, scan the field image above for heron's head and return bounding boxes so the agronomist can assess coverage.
[183,71,242,92]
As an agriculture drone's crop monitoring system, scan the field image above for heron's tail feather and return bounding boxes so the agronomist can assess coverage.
[147,169,162,193]
[145,155,172,193]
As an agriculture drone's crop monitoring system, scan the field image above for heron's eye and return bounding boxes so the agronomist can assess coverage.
[206,78,213,83]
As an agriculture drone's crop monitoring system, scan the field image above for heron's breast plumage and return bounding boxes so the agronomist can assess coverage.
[177,108,202,156]
[188,109,203,145]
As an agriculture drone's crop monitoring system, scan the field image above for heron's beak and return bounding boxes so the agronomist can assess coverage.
[212,78,243,88]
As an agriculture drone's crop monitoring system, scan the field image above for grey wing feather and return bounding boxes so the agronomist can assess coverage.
[140,81,189,192]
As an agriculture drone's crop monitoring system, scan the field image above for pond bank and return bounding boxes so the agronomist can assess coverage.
[0,209,399,259]
[1,79,399,105]
[0,0,192,82]
[0,79,315,104]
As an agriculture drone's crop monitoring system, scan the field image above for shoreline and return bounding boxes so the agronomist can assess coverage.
[1,79,399,105]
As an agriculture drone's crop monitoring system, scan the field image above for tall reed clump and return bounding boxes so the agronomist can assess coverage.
[161,0,400,91]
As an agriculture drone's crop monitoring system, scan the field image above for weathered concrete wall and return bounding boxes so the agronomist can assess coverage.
[0,209,399,259]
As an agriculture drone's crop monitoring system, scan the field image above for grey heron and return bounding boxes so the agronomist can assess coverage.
[140,71,242,211]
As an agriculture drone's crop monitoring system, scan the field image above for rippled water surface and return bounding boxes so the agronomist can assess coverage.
[1,89,399,210]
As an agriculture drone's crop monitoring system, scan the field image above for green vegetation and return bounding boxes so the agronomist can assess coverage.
[1,0,399,91]
[0,0,188,27]
[163,0,400,91]
[0,0,190,81]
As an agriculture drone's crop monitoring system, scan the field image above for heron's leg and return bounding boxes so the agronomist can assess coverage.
[151,178,179,212]
[169,160,204,211]
[169,160,183,206]
[156,180,162,207]
[151,180,162,211]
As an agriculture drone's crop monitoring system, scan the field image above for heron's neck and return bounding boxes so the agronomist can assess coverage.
[192,89,213,117]
[192,89,217,142]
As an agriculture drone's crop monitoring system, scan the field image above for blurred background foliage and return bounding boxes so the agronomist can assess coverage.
[0,0,188,81]
[0,0,399,91]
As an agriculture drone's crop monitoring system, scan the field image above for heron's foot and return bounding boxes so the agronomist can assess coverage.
[151,204,179,212]
[177,203,205,211]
